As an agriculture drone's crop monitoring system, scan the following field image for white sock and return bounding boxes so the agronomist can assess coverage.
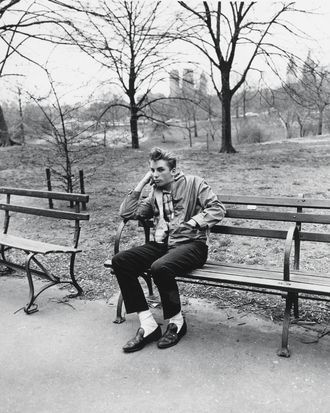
[138,310,158,337]
[169,311,184,333]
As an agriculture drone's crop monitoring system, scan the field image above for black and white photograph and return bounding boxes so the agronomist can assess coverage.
[1,1,330,412]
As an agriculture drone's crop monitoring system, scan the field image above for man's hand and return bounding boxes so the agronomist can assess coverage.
[134,171,153,192]
[186,219,198,228]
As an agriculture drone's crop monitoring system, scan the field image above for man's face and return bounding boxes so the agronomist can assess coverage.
[149,159,175,188]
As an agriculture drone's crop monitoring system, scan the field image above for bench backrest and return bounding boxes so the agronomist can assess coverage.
[214,194,330,243]
[0,187,90,247]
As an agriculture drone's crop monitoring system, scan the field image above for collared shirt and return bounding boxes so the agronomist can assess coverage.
[162,190,174,221]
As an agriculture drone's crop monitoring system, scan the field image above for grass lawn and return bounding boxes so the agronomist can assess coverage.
[1,130,330,324]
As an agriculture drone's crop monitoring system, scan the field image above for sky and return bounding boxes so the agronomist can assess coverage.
[2,0,330,104]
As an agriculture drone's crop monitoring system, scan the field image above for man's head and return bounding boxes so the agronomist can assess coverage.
[149,147,177,188]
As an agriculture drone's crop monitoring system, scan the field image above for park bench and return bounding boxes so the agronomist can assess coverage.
[0,187,89,314]
[105,194,330,357]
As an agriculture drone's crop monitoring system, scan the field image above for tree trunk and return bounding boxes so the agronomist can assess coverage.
[219,77,236,153]
[193,113,198,137]
[188,127,192,147]
[317,107,324,135]
[130,106,139,149]
[0,105,11,147]
[103,127,107,147]
[18,88,25,144]
[278,117,291,139]
[243,89,246,118]
[296,115,305,137]
[235,103,239,118]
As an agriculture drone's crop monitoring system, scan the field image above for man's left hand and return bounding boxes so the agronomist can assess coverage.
[186,219,198,228]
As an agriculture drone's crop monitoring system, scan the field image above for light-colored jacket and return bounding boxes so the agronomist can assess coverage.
[120,171,226,246]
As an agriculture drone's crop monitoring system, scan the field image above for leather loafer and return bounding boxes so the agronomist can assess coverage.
[122,325,162,353]
[157,320,187,349]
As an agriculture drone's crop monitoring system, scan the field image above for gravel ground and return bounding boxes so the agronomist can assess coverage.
[1,133,330,325]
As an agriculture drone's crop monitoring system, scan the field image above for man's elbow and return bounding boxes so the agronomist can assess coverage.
[119,209,136,220]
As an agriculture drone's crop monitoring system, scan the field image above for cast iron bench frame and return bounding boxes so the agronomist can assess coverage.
[105,194,330,357]
[0,187,90,314]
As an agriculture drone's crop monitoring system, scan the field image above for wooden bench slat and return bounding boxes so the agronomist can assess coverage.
[211,225,330,242]
[219,194,330,209]
[0,204,90,220]
[181,267,330,295]
[0,187,89,202]
[299,232,330,242]
[141,222,330,243]
[199,262,330,286]
[211,225,288,239]
[225,208,330,224]
[0,234,81,254]
[205,260,330,280]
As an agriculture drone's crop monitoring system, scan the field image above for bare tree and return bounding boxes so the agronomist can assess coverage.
[261,87,296,139]
[0,105,11,146]
[281,53,330,137]
[26,70,101,193]
[178,1,300,153]
[300,56,330,135]
[0,0,71,146]
[50,0,178,149]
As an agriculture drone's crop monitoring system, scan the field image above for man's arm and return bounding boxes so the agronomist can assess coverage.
[119,171,154,220]
[186,179,226,228]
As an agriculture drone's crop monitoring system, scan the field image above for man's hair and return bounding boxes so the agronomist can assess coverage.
[149,147,176,170]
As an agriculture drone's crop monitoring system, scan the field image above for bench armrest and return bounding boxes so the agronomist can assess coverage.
[113,219,130,255]
[283,224,300,281]
[104,218,152,268]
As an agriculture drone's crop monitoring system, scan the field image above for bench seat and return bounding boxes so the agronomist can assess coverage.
[105,258,330,296]
[0,233,81,254]
[179,261,330,296]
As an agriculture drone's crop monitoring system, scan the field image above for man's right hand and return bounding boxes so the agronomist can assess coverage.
[134,170,153,192]
[141,170,153,185]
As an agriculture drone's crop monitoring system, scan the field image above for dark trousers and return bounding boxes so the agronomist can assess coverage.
[111,241,208,319]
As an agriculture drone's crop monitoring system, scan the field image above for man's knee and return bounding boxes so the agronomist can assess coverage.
[150,261,171,285]
[111,251,127,273]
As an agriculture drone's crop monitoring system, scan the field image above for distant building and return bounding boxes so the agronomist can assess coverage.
[182,68,194,96]
[169,69,180,97]
[169,68,209,97]
[286,55,298,85]
[198,71,208,95]
[302,51,317,85]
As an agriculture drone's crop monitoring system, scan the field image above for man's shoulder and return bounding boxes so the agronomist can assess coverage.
[185,174,204,185]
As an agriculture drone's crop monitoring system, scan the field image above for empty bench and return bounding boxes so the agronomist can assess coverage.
[105,194,330,357]
[0,187,90,314]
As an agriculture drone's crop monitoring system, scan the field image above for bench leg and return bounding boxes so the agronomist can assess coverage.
[112,272,156,324]
[277,292,295,357]
[67,253,83,298]
[293,292,299,319]
[141,271,156,299]
[0,246,15,275]
[113,292,126,324]
[24,252,39,314]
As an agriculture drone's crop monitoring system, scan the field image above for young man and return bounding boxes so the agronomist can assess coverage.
[112,147,225,353]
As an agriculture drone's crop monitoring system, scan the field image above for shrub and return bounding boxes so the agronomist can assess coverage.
[236,119,267,144]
